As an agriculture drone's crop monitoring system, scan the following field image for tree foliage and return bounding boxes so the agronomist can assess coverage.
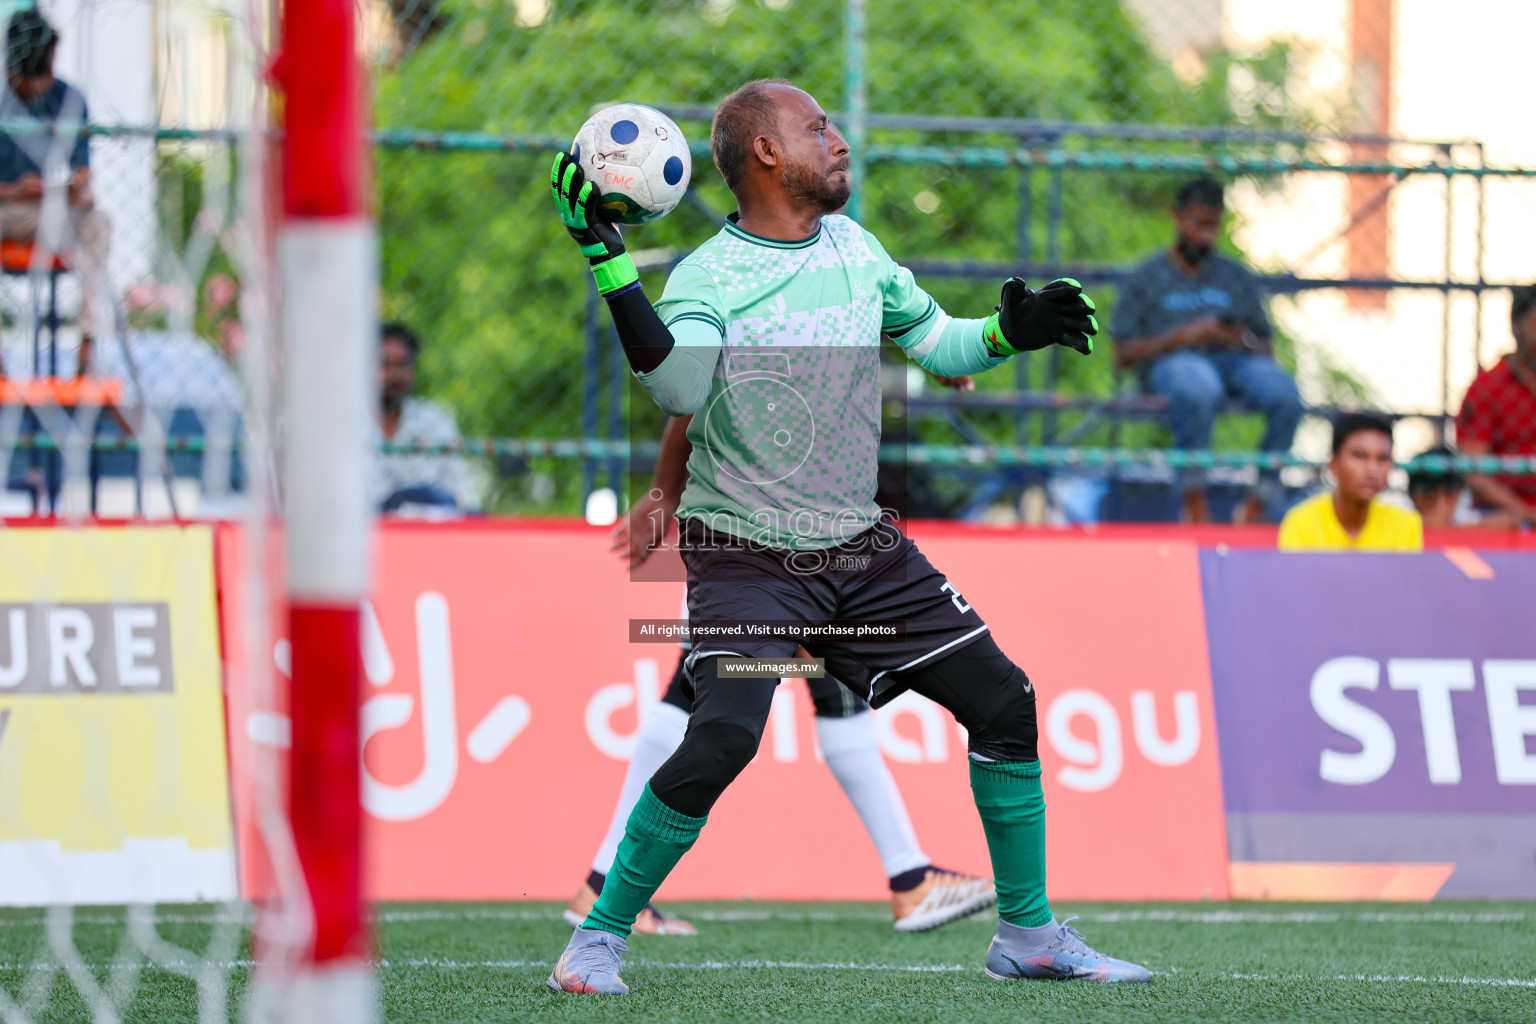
[374,0,1316,507]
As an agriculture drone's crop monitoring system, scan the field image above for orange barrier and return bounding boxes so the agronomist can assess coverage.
[0,377,123,406]
[0,238,68,273]
[219,522,1229,902]
[1228,862,1457,901]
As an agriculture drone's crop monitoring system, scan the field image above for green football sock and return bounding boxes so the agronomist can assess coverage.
[583,782,707,938]
[969,757,1054,928]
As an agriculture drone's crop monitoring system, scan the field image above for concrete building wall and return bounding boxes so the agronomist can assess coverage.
[1220,0,1536,458]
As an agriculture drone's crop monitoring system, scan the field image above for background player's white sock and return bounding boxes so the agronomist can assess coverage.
[592,700,690,876]
[817,711,930,880]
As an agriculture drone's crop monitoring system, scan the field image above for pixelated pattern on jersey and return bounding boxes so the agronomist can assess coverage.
[703,344,882,547]
[725,299,882,350]
[688,215,880,297]
[668,218,923,549]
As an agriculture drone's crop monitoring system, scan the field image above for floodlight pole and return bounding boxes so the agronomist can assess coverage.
[276,0,377,1015]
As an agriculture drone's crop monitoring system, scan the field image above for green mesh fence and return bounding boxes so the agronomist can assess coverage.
[5,0,1535,524]
[359,0,1535,521]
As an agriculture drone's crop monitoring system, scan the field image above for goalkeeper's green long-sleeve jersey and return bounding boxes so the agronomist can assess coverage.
[638,213,1009,550]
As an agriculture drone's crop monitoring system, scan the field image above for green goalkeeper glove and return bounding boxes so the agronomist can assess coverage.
[550,151,638,296]
[983,277,1099,357]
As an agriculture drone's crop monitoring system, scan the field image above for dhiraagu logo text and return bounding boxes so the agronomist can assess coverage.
[249,592,534,823]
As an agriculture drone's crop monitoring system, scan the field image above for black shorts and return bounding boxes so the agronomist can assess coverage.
[679,518,990,707]
[662,649,867,718]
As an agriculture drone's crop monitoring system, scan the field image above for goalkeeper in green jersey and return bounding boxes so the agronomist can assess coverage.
[546,79,1150,993]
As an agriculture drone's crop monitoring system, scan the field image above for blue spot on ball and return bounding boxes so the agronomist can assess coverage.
[610,120,639,145]
[571,142,581,162]
[663,156,685,186]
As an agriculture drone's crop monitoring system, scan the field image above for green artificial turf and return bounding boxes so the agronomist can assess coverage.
[1,901,1532,1022]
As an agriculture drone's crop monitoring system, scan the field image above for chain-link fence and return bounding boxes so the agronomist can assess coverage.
[0,3,273,1021]
[0,1,1532,1020]
[0,0,262,522]
[0,0,1533,527]
[0,123,253,520]
[363,0,1536,524]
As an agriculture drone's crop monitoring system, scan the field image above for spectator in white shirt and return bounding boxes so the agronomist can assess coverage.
[373,321,479,514]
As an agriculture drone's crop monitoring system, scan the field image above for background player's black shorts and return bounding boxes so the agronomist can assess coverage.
[679,517,989,707]
[662,648,867,718]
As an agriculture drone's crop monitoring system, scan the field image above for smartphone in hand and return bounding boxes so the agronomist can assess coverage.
[1217,314,1262,352]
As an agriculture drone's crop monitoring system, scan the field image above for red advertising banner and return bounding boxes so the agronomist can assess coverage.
[909,527,1229,903]
[218,521,1228,903]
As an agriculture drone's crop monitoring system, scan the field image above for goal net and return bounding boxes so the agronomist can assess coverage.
[0,0,366,1019]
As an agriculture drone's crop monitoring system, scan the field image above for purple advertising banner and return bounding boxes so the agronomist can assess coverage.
[1201,549,1536,899]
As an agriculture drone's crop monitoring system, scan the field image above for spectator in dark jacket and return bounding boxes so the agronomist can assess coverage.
[1113,177,1303,523]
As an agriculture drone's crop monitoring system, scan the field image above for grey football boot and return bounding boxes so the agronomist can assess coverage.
[546,927,630,994]
[985,917,1151,983]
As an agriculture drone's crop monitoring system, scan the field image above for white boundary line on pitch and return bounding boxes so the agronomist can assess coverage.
[389,957,972,973]
[370,908,1529,925]
[1225,972,1536,989]
[1086,910,1528,924]
[0,908,1525,928]
[0,908,1527,927]
[395,960,1536,987]
[0,912,250,928]
[1,956,1533,988]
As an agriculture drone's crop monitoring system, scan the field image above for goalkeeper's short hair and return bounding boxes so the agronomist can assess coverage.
[712,79,793,193]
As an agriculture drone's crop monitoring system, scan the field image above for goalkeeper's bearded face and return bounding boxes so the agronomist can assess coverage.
[768,86,852,213]
[781,150,851,213]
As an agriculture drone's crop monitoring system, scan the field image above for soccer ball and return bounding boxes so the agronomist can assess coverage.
[570,104,691,225]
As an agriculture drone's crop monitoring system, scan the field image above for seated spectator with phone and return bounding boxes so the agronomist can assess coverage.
[1113,177,1304,523]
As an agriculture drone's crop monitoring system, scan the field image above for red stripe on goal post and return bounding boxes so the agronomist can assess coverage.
[277,0,367,219]
[276,0,377,1014]
[288,604,367,961]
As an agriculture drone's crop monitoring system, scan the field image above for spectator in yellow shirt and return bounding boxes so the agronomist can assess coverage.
[1278,412,1423,551]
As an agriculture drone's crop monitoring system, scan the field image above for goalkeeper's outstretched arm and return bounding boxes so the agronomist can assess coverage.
[550,153,720,415]
[891,277,1100,378]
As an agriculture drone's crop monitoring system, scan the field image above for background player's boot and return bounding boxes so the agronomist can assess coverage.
[563,874,697,935]
[546,927,630,994]
[984,917,1150,983]
[892,868,997,932]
